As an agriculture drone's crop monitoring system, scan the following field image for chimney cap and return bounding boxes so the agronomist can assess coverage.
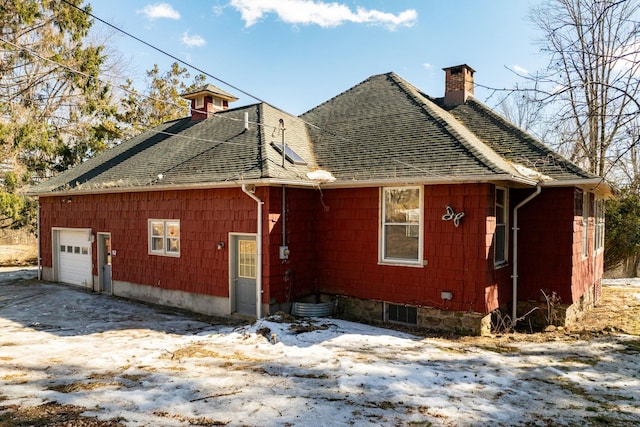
[442,64,476,73]
[181,84,238,102]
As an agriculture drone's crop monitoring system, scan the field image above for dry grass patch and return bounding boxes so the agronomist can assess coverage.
[166,343,269,363]
[48,380,123,393]
[0,400,125,426]
[152,410,228,426]
[0,244,37,267]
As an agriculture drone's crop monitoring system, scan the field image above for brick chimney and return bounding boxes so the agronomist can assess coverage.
[443,64,475,107]
[181,84,238,120]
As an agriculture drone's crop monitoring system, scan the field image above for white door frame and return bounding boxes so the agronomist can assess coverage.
[52,227,93,287]
[228,232,258,316]
[97,232,112,294]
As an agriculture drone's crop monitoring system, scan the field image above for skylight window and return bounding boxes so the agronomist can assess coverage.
[271,142,307,165]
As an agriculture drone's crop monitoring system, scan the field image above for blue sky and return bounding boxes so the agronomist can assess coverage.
[89,0,546,115]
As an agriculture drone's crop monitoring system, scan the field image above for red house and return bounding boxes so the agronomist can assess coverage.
[28,65,610,334]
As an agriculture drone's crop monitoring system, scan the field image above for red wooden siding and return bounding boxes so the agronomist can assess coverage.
[571,191,604,304]
[515,187,601,306]
[39,188,265,299]
[39,182,596,317]
[264,188,318,305]
[313,184,497,314]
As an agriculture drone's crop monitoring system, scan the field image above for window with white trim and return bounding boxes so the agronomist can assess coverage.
[149,219,180,256]
[594,197,605,253]
[494,187,508,265]
[582,192,590,258]
[194,97,204,109]
[381,186,422,265]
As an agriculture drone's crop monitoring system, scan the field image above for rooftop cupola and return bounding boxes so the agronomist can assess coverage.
[181,84,239,120]
[443,64,475,107]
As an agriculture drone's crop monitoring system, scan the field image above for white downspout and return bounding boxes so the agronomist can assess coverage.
[242,184,264,319]
[37,199,41,280]
[512,185,541,327]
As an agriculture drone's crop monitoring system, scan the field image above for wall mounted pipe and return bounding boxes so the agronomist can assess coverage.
[37,199,41,280]
[512,185,541,327]
[242,184,264,319]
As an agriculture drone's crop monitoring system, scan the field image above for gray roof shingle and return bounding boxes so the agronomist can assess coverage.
[28,71,600,196]
[28,103,318,194]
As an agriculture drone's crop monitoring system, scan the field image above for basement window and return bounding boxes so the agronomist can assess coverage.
[385,303,418,325]
[149,219,180,257]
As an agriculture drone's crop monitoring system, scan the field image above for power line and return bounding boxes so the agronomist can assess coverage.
[0,36,280,140]
[60,0,267,105]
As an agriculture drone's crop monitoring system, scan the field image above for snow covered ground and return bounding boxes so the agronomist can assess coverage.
[0,267,639,426]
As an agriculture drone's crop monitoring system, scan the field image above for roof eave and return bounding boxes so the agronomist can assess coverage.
[540,178,613,198]
[318,174,538,189]
[26,174,547,198]
[24,178,321,197]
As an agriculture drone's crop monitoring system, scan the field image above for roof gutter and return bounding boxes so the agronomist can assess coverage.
[540,178,612,198]
[241,184,264,319]
[24,174,540,197]
[512,185,541,328]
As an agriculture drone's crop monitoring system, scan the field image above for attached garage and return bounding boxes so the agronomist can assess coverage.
[54,228,93,288]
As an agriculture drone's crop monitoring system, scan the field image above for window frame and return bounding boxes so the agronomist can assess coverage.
[594,197,605,254]
[148,219,181,257]
[384,302,418,326]
[379,186,423,266]
[494,186,509,266]
[582,191,590,259]
[194,96,204,109]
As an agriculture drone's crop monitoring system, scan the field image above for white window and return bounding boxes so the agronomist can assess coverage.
[149,219,180,257]
[381,186,423,265]
[582,191,590,258]
[494,187,508,266]
[238,239,257,278]
[194,97,204,109]
[594,197,605,254]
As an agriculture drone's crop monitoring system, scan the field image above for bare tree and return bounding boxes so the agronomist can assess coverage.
[529,0,640,180]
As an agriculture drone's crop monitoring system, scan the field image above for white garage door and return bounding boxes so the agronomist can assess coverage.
[58,229,92,287]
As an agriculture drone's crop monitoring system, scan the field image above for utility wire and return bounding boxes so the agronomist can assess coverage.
[0,36,279,143]
[61,0,267,105]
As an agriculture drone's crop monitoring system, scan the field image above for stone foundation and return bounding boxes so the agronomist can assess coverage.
[335,295,491,336]
[515,283,598,330]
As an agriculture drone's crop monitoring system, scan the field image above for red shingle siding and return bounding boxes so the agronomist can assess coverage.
[314,184,494,313]
[571,191,603,304]
[264,188,318,304]
[518,188,582,304]
[39,188,264,297]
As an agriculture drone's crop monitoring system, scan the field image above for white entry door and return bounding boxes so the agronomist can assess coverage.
[57,229,92,287]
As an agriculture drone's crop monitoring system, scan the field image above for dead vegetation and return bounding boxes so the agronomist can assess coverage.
[0,244,37,267]
[0,400,126,426]
[0,245,639,425]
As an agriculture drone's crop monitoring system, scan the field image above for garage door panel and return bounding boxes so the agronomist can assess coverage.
[57,230,92,287]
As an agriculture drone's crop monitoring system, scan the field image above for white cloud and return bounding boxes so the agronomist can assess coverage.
[181,31,207,47]
[513,64,529,75]
[137,3,181,20]
[229,0,417,30]
[423,63,433,71]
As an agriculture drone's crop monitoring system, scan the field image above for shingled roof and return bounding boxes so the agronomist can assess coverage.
[28,69,606,197]
[301,72,601,187]
[28,103,318,195]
